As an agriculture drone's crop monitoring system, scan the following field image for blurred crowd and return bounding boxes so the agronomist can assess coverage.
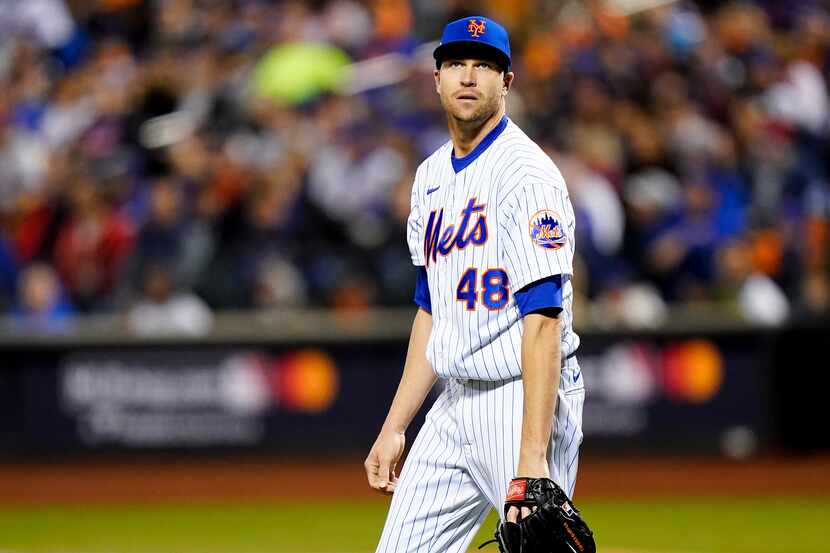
[0,0,828,334]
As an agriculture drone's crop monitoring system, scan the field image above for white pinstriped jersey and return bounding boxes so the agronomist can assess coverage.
[407,117,580,381]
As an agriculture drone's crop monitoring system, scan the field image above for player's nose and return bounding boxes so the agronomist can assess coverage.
[460,63,477,86]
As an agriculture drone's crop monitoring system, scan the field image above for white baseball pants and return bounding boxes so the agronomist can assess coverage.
[375,360,585,553]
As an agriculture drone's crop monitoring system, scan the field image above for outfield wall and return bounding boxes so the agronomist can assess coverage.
[0,311,827,457]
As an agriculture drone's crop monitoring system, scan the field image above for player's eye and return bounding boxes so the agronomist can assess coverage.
[449,61,463,68]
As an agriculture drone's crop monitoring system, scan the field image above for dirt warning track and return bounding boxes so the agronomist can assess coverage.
[0,454,828,505]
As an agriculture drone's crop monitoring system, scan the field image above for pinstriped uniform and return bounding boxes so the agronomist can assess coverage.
[376,118,585,553]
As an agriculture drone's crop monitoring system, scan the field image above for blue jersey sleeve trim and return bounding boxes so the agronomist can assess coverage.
[515,275,563,316]
[451,115,508,173]
[414,266,432,313]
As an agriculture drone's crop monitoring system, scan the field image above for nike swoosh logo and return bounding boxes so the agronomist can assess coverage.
[573,370,581,383]
[426,186,440,195]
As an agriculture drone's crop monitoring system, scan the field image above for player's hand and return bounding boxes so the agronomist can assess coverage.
[364,428,406,495]
[506,460,550,522]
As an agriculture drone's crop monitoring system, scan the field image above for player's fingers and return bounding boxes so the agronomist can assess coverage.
[364,454,381,487]
[384,476,399,493]
[521,506,532,520]
[506,505,519,523]
[377,458,392,489]
[374,464,397,495]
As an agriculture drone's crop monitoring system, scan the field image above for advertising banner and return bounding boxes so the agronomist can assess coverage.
[576,333,774,454]
[0,331,776,456]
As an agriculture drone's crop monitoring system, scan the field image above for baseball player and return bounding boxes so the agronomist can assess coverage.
[365,16,585,553]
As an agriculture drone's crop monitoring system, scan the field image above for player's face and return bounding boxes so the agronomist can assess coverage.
[435,58,513,124]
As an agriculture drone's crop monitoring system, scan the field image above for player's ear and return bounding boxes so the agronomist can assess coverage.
[434,69,441,94]
[503,72,515,95]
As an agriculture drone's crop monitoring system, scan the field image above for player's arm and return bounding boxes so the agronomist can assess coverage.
[366,173,435,494]
[509,277,564,521]
[499,173,574,521]
[517,308,562,478]
[364,271,436,494]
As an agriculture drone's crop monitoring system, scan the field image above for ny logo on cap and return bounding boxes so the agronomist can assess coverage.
[467,19,486,38]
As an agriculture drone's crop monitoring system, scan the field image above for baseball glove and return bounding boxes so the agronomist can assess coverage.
[480,477,596,553]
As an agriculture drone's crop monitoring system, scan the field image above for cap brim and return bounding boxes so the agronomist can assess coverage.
[433,41,510,71]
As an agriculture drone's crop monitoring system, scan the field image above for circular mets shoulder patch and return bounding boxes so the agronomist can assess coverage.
[529,209,567,250]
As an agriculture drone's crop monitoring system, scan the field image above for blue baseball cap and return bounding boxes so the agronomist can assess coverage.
[433,16,511,71]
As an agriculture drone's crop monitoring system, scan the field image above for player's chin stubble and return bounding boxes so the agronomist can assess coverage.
[442,92,501,126]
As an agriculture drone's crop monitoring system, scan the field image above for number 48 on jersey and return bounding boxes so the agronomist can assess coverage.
[457,268,509,311]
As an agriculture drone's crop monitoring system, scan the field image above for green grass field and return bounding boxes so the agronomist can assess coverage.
[0,497,826,553]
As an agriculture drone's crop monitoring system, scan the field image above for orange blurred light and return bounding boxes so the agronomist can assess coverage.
[279,350,339,413]
[593,4,629,39]
[805,217,828,269]
[750,229,783,276]
[663,340,723,403]
[373,0,412,41]
[523,33,561,79]
[100,0,141,10]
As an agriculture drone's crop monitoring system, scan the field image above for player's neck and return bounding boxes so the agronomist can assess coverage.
[449,106,505,158]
